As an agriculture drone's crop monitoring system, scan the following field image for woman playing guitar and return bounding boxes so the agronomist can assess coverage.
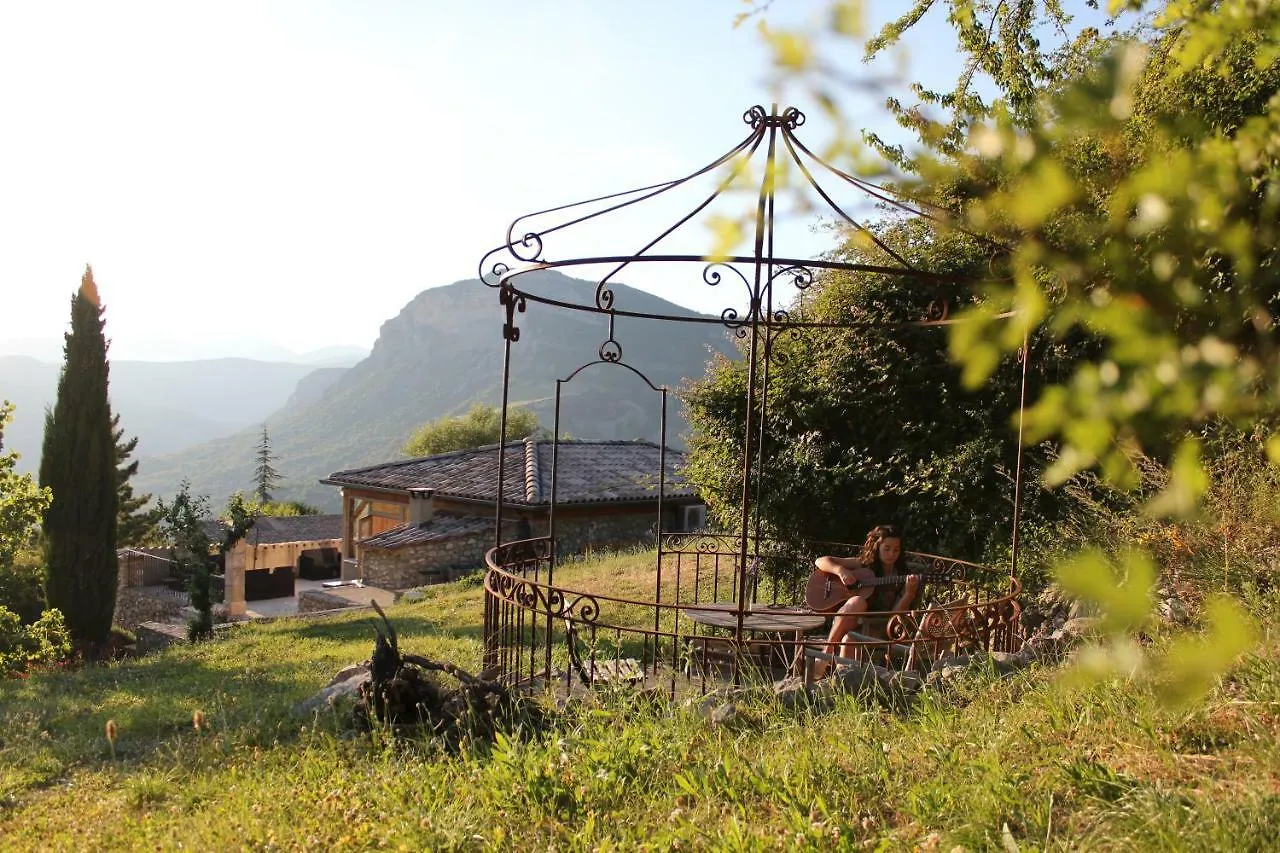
[811,524,920,678]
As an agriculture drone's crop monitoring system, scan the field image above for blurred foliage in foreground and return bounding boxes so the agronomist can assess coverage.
[686,0,1280,702]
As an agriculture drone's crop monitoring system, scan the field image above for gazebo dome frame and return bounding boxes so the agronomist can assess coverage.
[478,104,1026,693]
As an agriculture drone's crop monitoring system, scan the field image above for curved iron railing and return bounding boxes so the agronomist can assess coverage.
[483,535,1022,697]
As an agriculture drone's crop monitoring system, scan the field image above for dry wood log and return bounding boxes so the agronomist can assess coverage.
[352,602,543,743]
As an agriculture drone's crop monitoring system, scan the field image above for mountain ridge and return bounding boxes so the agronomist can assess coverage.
[131,273,737,510]
[0,356,337,473]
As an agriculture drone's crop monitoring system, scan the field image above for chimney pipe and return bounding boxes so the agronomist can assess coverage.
[407,488,435,525]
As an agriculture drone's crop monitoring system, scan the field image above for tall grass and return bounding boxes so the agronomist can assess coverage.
[1016,430,1280,607]
[2,545,1278,850]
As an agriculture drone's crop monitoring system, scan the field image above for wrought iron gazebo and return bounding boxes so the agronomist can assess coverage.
[477,104,1026,695]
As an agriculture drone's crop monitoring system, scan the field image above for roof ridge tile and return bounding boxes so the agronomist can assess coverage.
[523,435,541,503]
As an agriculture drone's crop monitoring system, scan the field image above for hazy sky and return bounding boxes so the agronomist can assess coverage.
[0,1,1101,362]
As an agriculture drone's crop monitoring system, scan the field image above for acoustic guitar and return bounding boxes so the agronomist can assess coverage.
[804,565,955,613]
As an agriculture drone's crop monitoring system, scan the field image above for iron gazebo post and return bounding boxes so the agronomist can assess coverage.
[734,103,782,683]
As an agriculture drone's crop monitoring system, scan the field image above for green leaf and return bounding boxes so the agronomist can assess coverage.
[1265,435,1280,466]
[1145,439,1208,519]
[1154,596,1256,708]
[1055,548,1155,636]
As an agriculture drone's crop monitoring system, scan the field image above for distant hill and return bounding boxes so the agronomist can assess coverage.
[0,356,332,474]
[0,336,369,365]
[293,345,370,366]
[132,273,737,510]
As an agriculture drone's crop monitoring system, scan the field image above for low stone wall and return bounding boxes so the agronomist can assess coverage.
[360,509,677,590]
[114,586,186,631]
[555,510,663,557]
[298,590,356,613]
[136,621,188,653]
[362,530,492,590]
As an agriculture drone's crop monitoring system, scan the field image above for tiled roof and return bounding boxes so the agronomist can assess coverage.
[358,513,492,549]
[201,519,229,545]
[322,438,696,506]
[201,515,342,548]
[244,514,342,546]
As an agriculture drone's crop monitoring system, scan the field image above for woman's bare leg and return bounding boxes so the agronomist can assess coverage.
[814,597,868,678]
[834,597,868,660]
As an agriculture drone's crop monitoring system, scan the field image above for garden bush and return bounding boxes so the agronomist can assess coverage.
[0,605,72,676]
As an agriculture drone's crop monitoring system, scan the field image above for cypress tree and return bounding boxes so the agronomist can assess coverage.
[253,424,281,502]
[40,266,118,649]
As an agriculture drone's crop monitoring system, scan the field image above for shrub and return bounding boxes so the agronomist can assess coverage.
[0,605,72,676]
[187,562,214,641]
[0,547,46,624]
[1016,427,1280,607]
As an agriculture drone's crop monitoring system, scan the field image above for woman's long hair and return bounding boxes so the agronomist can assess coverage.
[858,524,903,572]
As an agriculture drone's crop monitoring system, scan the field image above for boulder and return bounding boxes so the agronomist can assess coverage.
[326,662,370,688]
[293,671,370,717]
[989,651,1022,675]
[1058,616,1101,639]
[710,703,738,725]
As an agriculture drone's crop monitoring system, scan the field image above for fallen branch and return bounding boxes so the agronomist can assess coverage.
[352,602,544,743]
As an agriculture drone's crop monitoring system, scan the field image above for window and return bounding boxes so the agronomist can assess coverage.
[681,503,707,532]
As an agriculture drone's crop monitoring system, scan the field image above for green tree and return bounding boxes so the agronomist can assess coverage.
[258,500,321,517]
[156,481,216,641]
[754,0,1279,497]
[113,414,161,547]
[403,403,540,457]
[253,424,282,502]
[0,402,53,624]
[747,0,1122,172]
[39,268,118,649]
[684,218,1076,558]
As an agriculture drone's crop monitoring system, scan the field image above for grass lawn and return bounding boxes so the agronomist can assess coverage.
[2,550,1278,851]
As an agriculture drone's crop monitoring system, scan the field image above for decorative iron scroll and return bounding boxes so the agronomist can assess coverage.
[500,285,527,343]
[488,537,552,568]
[599,336,623,363]
[476,103,990,332]
[485,564,602,626]
[659,532,739,554]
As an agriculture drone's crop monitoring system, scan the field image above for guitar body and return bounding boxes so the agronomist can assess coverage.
[803,566,955,613]
[805,566,883,613]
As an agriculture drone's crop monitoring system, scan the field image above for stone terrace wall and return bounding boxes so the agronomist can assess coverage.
[554,507,673,557]
[360,506,681,591]
[361,529,493,591]
[114,587,186,630]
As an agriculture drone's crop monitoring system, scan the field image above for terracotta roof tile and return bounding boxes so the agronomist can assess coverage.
[322,439,695,506]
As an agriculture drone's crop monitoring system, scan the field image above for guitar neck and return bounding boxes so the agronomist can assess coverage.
[859,573,942,588]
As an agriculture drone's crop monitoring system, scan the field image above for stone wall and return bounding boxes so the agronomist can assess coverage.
[114,586,186,631]
[359,506,681,590]
[361,529,493,591]
[553,506,675,557]
[136,621,188,653]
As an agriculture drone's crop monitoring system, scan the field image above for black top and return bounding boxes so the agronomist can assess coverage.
[868,567,911,612]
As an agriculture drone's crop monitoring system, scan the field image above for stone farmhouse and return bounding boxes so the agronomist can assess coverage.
[320,437,706,590]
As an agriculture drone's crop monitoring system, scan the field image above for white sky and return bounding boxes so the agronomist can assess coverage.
[0,1,1105,362]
